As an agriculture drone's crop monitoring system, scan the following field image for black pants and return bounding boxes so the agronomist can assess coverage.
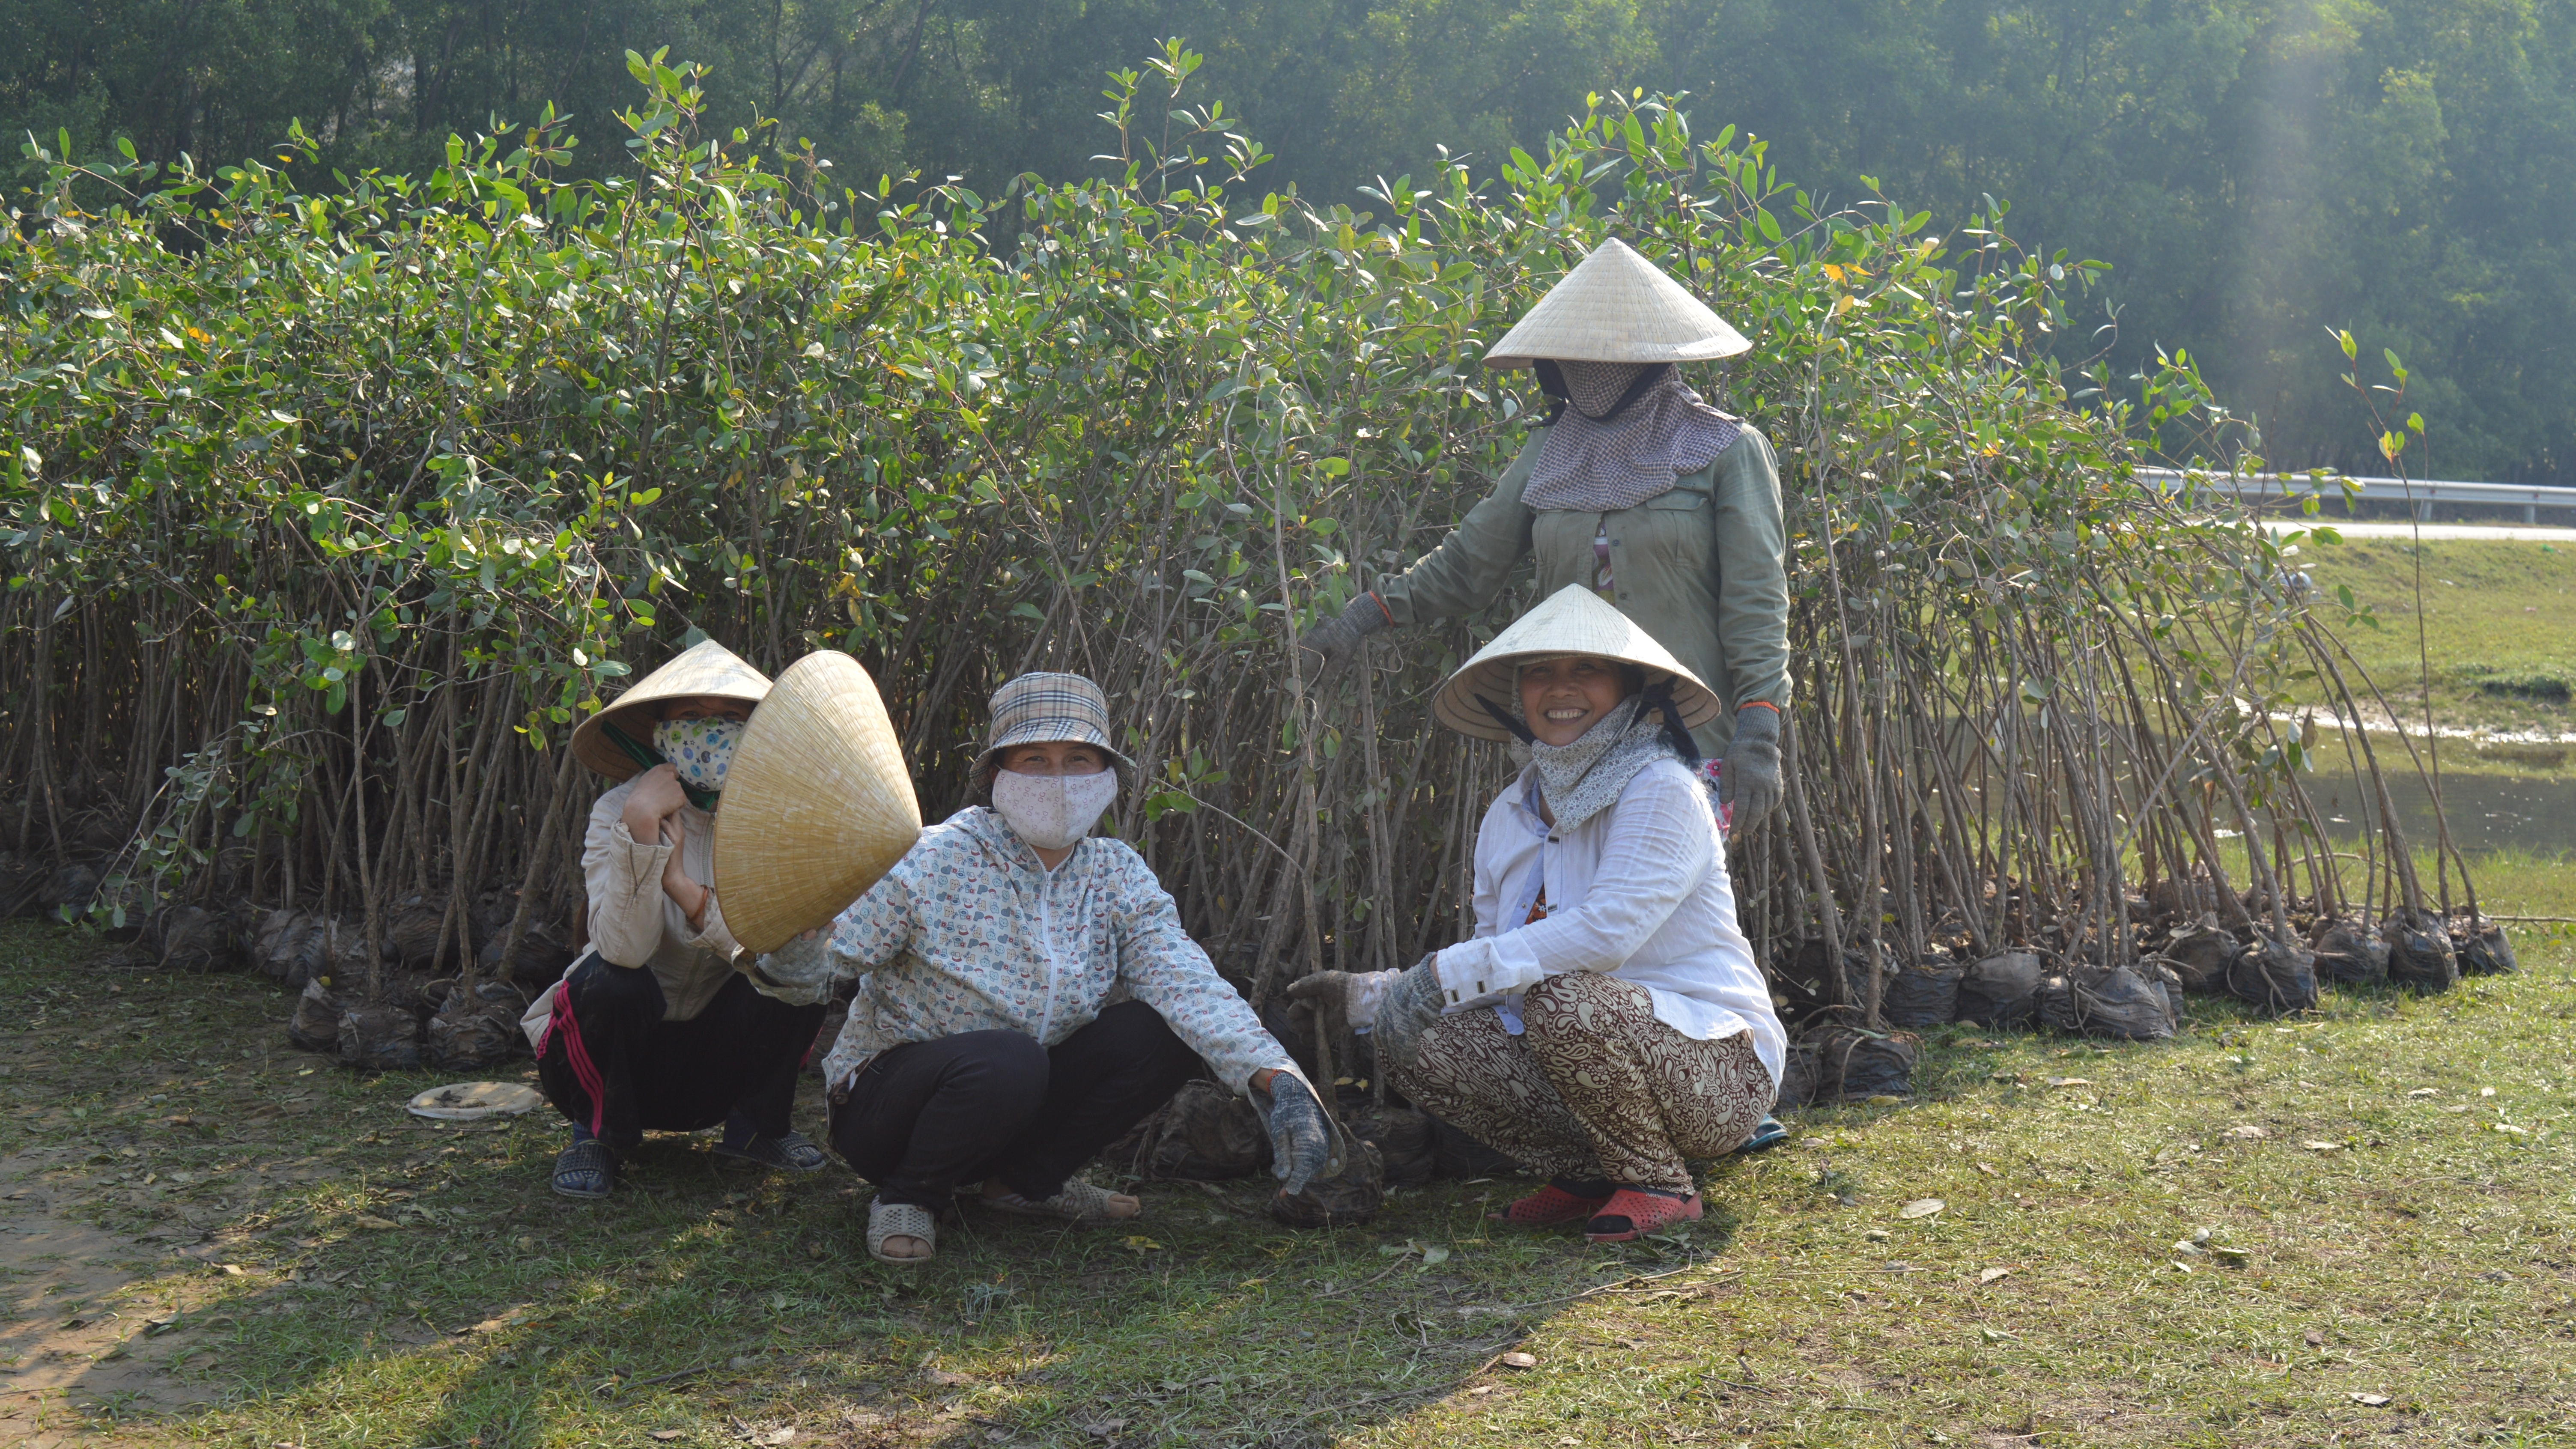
[828,1000,1200,1209]
[537,951,826,1150]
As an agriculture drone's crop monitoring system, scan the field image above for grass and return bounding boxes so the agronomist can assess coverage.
[6,865,2576,1449]
[2296,535,2576,751]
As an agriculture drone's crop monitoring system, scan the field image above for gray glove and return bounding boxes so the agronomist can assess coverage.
[1721,706,1783,831]
[1259,1074,1331,1196]
[1296,594,1391,692]
[1282,970,1355,1043]
[1372,954,1446,1074]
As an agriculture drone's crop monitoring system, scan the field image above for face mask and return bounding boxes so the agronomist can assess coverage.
[990,767,1120,852]
[654,716,744,794]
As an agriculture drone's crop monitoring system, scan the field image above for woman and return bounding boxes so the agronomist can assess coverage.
[753,671,1334,1264]
[1292,586,1786,1243]
[526,638,832,1199]
[1297,237,1788,835]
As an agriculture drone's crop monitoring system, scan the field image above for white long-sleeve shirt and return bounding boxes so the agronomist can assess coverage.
[518,779,748,1048]
[1407,757,1786,1090]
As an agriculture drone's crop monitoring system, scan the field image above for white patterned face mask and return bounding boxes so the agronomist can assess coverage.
[990,767,1120,853]
[653,716,745,793]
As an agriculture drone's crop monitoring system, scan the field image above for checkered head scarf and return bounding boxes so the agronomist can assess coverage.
[1521,360,1743,513]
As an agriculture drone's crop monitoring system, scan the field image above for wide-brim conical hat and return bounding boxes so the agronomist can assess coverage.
[1433,585,1723,742]
[572,639,773,783]
[1482,238,1751,369]
[712,651,923,954]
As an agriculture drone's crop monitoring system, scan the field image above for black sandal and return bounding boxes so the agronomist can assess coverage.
[714,1130,828,1173]
[552,1137,619,1199]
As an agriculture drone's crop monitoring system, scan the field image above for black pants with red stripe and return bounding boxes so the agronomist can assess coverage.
[537,951,826,1150]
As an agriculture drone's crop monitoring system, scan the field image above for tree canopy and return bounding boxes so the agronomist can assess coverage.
[9,0,2572,482]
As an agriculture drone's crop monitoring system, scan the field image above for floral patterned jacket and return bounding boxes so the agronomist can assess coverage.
[751,806,1301,1101]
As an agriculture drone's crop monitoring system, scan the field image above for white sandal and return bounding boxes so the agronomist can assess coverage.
[980,1178,1138,1224]
[867,1200,937,1264]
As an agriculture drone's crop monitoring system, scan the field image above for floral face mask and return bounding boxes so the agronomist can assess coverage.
[653,715,745,793]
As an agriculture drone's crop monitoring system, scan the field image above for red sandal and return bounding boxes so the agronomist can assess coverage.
[1583,1187,1702,1243]
[1491,1181,1614,1226]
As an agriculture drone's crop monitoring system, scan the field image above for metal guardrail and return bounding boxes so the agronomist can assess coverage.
[2138,468,2576,523]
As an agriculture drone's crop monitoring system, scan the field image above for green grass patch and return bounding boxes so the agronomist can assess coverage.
[2299,537,2576,744]
[6,888,2576,1447]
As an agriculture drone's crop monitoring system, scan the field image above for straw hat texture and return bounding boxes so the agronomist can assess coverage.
[1482,238,1751,370]
[571,639,773,783]
[1433,584,1723,742]
[713,651,924,954]
[406,1082,544,1121]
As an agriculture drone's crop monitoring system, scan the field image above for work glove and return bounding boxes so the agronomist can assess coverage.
[1283,968,1400,1037]
[1258,1073,1332,1196]
[1295,594,1392,693]
[1721,706,1783,832]
[1371,954,1447,1074]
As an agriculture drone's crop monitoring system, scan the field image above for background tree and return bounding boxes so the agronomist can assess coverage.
[8,0,2573,480]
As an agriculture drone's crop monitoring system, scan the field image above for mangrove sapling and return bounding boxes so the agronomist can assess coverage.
[0,49,2474,1054]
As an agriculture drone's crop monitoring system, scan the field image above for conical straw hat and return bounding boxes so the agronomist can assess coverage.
[712,650,923,954]
[1482,238,1751,369]
[406,1082,544,1121]
[572,639,773,783]
[1433,584,1723,742]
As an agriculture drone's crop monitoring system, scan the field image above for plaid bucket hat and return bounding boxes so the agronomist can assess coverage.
[973,672,1138,780]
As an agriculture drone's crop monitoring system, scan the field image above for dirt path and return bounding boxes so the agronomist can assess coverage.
[1,1152,221,1444]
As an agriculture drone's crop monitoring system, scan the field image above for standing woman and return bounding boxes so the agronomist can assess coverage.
[1298,237,1789,834]
[524,639,832,1199]
[1292,587,1786,1242]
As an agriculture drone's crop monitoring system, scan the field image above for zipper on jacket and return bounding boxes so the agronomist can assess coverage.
[1033,865,1062,1043]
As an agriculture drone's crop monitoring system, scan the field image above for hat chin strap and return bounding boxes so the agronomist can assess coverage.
[1474,694,1537,745]
[1640,681,1700,767]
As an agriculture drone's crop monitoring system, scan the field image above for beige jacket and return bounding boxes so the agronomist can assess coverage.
[518,778,746,1049]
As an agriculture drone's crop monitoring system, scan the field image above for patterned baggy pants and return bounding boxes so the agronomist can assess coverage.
[1386,971,1774,1193]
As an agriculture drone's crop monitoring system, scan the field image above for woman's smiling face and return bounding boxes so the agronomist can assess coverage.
[1518,654,1629,747]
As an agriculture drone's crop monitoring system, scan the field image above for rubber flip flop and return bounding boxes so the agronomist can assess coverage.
[1735,1115,1790,1153]
[551,1138,618,1199]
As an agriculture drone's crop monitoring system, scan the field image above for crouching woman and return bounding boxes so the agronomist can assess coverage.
[1294,586,1786,1243]
[529,639,832,1199]
[754,672,1333,1264]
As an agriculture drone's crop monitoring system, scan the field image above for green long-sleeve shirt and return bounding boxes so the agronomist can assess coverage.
[1378,426,1791,757]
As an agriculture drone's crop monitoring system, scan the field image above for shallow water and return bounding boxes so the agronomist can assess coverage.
[2306,768,2576,858]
